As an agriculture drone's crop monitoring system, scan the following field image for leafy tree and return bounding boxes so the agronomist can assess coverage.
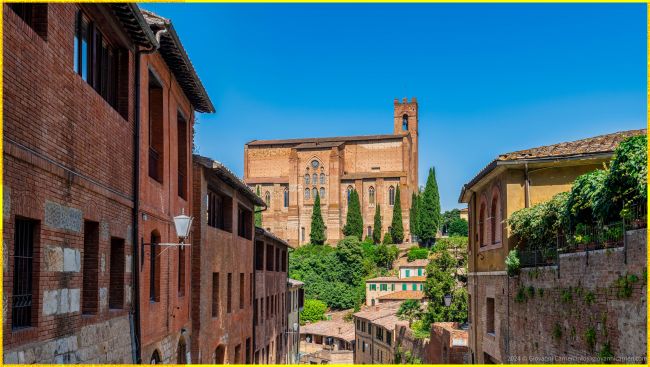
[373,204,382,244]
[397,299,422,327]
[255,186,263,227]
[565,170,607,230]
[343,189,363,240]
[300,299,327,325]
[422,238,468,323]
[419,168,441,245]
[448,217,468,237]
[390,185,404,243]
[407,247,429,262]
[410,192,420,240]
[310,192,326,245]
[382,231,393,245]
[440,209,460,235]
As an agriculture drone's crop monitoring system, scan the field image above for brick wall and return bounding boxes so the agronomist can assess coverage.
[3,3,135,363]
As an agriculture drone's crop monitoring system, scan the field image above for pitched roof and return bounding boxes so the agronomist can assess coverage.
[109,4,158,48]
[300,320,355,342]
[398,259,429,267]
[372,315,403,330]
[366,276,426,282]
[255,227,293,249]
[460,129,646,201]
[193,154,265,207]
[353,302,401,320]
[378,290,425,301]
[246,133,407,147]
[141,10,215,113]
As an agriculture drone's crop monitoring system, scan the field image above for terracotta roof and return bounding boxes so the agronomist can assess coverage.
[353,302,401,320]
[109,4,158,48]
[141,10,215,113]
[246,133,407,147]
[398,259,429,268]
[193,154,265,207]
[378,290,425,301]
[300,320,355,342]
[372,315,402,330]
[255,227,293,249]
[459,129,646,202]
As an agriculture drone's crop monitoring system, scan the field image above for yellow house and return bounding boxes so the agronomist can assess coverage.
[458,129,645,364]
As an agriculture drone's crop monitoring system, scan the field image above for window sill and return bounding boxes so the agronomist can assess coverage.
[478,242,502,253]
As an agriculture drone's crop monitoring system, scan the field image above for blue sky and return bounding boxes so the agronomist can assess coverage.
[145,3,646,211]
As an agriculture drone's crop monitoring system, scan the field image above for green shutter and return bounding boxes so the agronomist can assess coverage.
[418,268,422,276]
[402,284,407,291]
[391,284,395,291]
[412,283,417,291]
[405,269,410,277]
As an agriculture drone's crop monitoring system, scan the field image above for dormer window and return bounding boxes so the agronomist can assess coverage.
[402,114,408,130]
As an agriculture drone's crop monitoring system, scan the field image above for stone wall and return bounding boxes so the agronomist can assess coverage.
[506,229,647,364]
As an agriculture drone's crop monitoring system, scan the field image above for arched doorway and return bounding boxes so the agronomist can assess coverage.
[214,345,226,364]
[177,336,187,364]
[150,350,162,364]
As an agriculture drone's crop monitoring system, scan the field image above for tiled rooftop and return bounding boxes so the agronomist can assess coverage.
[378,290,425,301]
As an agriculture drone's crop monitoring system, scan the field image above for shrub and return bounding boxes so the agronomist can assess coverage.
[407,247,429,262]
[584,291,595,305]
[552,323,562,340]
[599,342,614,364]
[505,249,521,277]
[515,287,526,303]
[526,285,535,299]
[598,134,647,223]
[508,192,569,250]
[382,231,393,245]
[585,326,596,351]
[565,170,608,230]
[300,299,327,325]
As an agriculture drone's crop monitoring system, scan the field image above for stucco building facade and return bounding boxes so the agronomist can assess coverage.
[243,98,420,246]
[459,129,646,364]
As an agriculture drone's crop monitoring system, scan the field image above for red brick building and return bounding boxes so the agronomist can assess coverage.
[254,228,292,363]
[427,322,469,364]
[3,3,157,363]
[135,10,214,364]
[190,155,261,363]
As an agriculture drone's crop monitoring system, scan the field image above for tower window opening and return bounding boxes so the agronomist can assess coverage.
[402,114,408,130]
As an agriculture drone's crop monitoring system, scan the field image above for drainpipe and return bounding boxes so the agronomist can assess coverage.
[132,29,165,364]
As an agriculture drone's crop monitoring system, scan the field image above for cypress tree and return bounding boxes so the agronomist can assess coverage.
[410,192,420,241]
[390,185,404,244]
[343,189,363,240]
[310,191,326,245]
[255,186,263,227]
[419,167,441,245]
[373,204,382,244]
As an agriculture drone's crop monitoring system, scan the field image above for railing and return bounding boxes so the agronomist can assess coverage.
[623,201,647,231]
[149,147,160,182]
[557,221,625,254]
[519,248,558,268]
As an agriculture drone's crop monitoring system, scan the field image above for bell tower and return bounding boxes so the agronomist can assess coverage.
[393,97,419,211]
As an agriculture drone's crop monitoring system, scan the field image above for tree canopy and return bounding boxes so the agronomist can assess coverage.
[343,189,363,240]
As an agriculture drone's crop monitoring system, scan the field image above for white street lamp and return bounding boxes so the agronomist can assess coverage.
[173,209,193,244]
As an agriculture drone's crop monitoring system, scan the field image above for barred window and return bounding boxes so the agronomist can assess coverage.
[11,218,38,329]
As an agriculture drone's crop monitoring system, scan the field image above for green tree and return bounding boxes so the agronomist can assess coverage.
[422,240,468,324]
[255,186,263,227]
[310,192,326,245]
[373,204,382,244]
[419,168,441,245]
[300,299,327,325]
[390,185,404,243]
[407,246,429,262]
[448,218,468,237]
[410,192,420,240]
[397,299,422,327]
[343,189,363,240]
[382,231,393,245]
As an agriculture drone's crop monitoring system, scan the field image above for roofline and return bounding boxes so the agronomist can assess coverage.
[255,226,293,249]
[193,154,265,207]
[458,152,613,203]
[245,133,408,147]
[110,3,159,49]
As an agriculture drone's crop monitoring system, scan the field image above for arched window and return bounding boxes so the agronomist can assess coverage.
[312,187,317,199]
[479,200,487,247]
[320,187,325,199]
[369,186,375,204]
[304,174,310,185]
[402,114,408,130]
[150,230,161,302]
[151,350,162,364]
[265,191,271,207]
[388,186,395,206]
[283,187,289,207]
[320,173,326,184]
[304,188,310,200]
[490,188,502,244]
[214,345,226,364]
[347,186,354,201]
[367,226,372,237]
[313,173,318,184]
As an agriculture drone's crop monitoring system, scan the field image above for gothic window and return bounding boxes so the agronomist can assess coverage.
[312,187,317,199]
[479,200,487,247]
[304,174,310,185]
[402,114,408,130]
[320,173,326,184]
[347,186,353,201]
[313,173,318,184]
[491,188,502,244]
[320,187,325,199]
[265,191,271,207]
[369,186,375,205]
[304,188,310,200]
[283,187,289,208]
[388,186,395,206]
